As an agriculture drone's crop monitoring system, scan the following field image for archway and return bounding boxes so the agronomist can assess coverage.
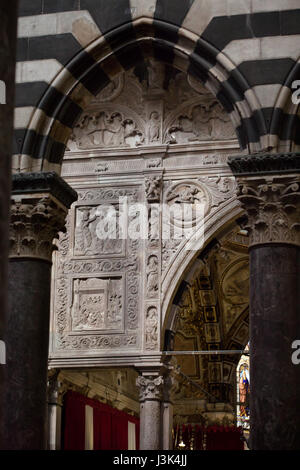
[17,18,267,174]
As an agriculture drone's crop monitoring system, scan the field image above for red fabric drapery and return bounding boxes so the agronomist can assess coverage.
[63,390,140,450]
[63,391,86,450]
[173,424,244,450]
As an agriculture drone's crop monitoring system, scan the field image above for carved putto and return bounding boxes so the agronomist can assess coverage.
[145,176,162,202]
[74,205,123,256]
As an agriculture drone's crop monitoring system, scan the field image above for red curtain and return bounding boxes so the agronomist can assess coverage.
[93,407,112,450]
[63,390,140,450]
[204,425,244,450]
[63,391,86,450]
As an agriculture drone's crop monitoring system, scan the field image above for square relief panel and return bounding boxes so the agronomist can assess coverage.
[73,203,126,258]
[70,276,124,334]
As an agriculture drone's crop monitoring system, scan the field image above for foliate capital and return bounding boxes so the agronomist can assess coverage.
[136,375,164,401]
[228,153,300,247]
[10,172,77,261]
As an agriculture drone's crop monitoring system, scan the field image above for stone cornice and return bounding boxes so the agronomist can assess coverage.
[12,171,77,209]
[228,152,300,176]
[10,172,77,261]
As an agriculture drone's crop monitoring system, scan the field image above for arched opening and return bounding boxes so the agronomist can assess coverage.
[43,46,252,449]
[16,18,268,174]
[162,221,249,450]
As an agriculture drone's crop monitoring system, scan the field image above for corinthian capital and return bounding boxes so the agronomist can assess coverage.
[228,153,300,247]
[136,375,164,401]
[10,172,77,261]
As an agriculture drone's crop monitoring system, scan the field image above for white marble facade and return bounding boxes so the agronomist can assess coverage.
[49,60,241,367]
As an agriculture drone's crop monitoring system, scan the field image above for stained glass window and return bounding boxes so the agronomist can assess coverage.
[236,343,250,430]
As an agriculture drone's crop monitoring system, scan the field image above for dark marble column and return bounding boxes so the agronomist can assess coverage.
[0,0,18,441]
[0,172,77,450]
[228,152,300,450]
[250,244,300,449]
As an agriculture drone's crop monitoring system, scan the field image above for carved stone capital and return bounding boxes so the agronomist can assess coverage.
[228,154,300,247]
[10,172,77,261]
[136,375,164,401]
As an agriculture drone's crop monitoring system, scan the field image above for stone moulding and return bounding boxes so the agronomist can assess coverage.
[228,152,300,176]
[12,171,78,208]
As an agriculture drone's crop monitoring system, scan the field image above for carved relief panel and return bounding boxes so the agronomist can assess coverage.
[73,203,125,257]
[50,186,142,355]
[66,62,236,153]
[71,276,123,333]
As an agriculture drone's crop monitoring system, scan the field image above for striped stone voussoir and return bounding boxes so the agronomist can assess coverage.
[13,0,300,173]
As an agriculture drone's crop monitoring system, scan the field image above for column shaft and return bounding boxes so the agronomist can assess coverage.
[140,400,161,450]
[250,244,300,449]
[0,1,18,448]
[2,259,51,449]
[0,172,77,449]
[228,152,300,450]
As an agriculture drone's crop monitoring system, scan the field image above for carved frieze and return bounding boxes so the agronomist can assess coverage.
[67,109,145,151]
[164,102,235,144]
[66,62,236,153]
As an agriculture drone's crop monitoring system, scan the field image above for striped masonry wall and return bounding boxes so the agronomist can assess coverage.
[13,0,300,173]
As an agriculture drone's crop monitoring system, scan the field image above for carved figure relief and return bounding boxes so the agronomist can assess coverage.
[146,255,159,297]
[66,61,236,153]
[71,277,123,332]
[67,111,144,150]
[164,102,235,144]
[165,181,209,229]
[51,187,141,353]
[145,306,158,350]
[148,111,160,142]
[74,205,123,256]
[145,176,162,202]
